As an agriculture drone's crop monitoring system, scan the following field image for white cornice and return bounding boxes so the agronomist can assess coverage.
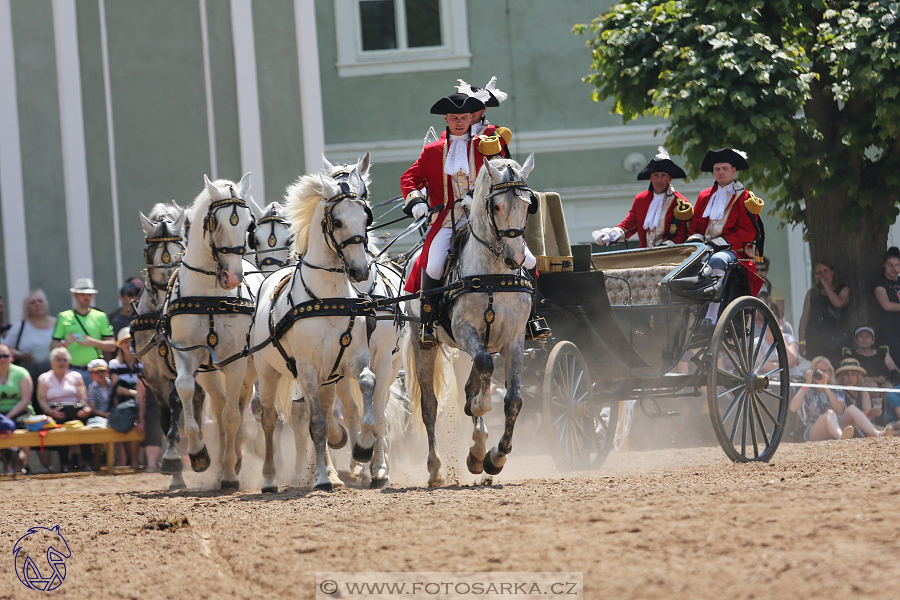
[323,124,667,165]
[551,179,715,203]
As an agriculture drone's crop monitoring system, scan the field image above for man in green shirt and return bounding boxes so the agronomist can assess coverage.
[51,278,116,385]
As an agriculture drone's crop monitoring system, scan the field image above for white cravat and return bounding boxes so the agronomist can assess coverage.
[643,191,665,231]
[471,121,485,136]
[444,133,470,176]
[703,182,735,221]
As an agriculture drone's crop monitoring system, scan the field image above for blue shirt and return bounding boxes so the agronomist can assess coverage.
[885,388,900,426]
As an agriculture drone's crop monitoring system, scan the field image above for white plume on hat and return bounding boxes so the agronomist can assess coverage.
[653,147,671,161]
[456,76,507,104]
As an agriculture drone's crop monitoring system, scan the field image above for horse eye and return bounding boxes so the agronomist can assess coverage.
[332,219,342,228]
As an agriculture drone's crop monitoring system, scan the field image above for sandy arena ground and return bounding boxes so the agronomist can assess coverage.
[2,416,899,600]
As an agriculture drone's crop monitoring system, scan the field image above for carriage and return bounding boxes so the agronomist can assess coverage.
[521,192,790,471]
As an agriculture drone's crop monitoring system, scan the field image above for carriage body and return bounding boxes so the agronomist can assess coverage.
[523,194,789,471]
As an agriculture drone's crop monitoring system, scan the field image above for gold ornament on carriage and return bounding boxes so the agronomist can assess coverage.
[268,234,277,248]
[207,332,218,347]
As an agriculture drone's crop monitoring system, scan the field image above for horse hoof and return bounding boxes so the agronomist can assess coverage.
[482,451,504,476]
[466,452,484,475]
[261,485,279,494]
[160,458,183,475]
[220,479,239,491]
[464,398,474,417]
[370,477,389,489]
[314,482,333,492]
[328,425,348,450]
[189,447,211,472]
[168,480,187,492]
[352,443,374,463]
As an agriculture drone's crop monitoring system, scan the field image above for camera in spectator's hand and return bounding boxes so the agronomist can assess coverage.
[812,368,824,382]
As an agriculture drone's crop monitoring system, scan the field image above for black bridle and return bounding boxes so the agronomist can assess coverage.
[143,226,185,292]
[469,176,536,259]
[183,188,256,279]
[250,211,294,270]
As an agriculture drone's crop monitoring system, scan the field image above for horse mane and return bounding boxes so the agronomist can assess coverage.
[148,202,180,223]
[284,171,332,257]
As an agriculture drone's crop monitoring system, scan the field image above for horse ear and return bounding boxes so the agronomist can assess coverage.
[347,168,363,193]
[204,174,219,200]
[319,174,338,198]
[322,154,335,172]
[355,151,371,177]
[139,211,155,236]
[248,195,264,219]
[173,207,187,234]
[485,158,503,184]
[238,172,252,197]
[520,153,535,179]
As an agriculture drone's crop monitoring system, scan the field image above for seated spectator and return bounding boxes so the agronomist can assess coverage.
[834,358,887,437]
[789,356,892,441]
[885,386,900,433]
[51,278,116,388]
[2,289,57,410]
[109,328,143,470]
[842,326,898,424]
[85,358,112,418]
[756,257,786,318]
[799,261,850,365]
[0,343,35,473]
[37,346,92,472]
[873,246,900,361]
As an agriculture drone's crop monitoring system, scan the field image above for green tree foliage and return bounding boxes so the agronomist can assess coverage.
[575,0,900,325]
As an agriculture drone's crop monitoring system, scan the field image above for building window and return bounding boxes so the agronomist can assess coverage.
[335,0,470,78]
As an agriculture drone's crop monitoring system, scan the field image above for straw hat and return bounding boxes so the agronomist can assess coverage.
[835,357,866,378]
[116,327,132,348]
[69,277,99,294]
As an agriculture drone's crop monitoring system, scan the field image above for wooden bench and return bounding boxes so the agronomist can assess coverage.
[0,428,144,473]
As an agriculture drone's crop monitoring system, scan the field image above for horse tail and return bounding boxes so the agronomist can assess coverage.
[399,327,457,435]
[274,376,295,423]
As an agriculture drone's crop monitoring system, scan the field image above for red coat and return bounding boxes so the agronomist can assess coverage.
[689,184,759,259]
[401,136,488,292]
[616,187,691,247]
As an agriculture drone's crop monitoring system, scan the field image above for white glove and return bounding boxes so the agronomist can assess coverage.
[591,227,620,246]
[461,193,473,211]
[709,236,729,249]
[411,202,428,220]
[687,233,705,243]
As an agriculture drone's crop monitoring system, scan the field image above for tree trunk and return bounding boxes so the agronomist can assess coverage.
[803,187,888,334]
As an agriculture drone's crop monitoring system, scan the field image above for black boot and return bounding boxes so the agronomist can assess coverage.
[525,278,552,341]
[419,272,440,348]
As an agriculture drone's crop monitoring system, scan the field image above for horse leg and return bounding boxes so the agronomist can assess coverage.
[255,361,280,493]
[216,360,249,490]
[174,355,208,473]
[289,391,312,487]
[351,366,377,464]
[234,357,257,476]
[455,323,494,417]
[413,342,444,487]
[337,379,365,479]
[483,345,525,476]
[368,351,395,487]
[326,397,349,450]
[302,373,338,491]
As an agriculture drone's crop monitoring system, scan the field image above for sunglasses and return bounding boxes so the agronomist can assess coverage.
[0,354,10,359]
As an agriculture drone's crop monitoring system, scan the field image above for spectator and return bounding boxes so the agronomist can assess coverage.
[842,326,898,423]
[2,289,57,409]
[51,278,116,387]
[873,246,900,362]
[0,294,10,337]
[834,358,877,436]
[756,257,786,318]
[790,356,892,441]
[885,385,900,432]
[37,346,92,472]
[109,328,144,470]
[84,358,112,419]
[798,260,850,365]
[106,280,142,341]
[0,342,35,473]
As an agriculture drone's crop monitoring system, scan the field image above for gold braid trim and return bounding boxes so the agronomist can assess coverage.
[674,197,694,220]
[744,191,764,215]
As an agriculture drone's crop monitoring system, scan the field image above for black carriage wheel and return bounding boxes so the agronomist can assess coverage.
[707,297,789,462]
[543,341,618,471]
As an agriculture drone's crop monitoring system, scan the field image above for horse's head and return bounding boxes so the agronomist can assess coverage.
[471,154,536,270]
[195,173,255,290]
[248,198,294,272]
[319,168,372,283]
[140,204,186,298]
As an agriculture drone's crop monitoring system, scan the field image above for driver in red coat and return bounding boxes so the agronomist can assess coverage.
[592,148,693,248]
[401,92,492,347]
[687,148,765,328]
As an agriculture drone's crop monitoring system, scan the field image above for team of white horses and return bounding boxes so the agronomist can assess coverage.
[131,151,537,491]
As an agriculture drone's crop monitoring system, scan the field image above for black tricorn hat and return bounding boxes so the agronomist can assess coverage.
[637,148,687,181]
[700,148,749,172]
[430,93,486,115]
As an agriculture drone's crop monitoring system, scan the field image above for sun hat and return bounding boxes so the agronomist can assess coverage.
[855,326,875,338]
[835,357,867,378]
[115,327,132,348]
[88,358,109,372]
[84,416,108,429]
[69,278,99,294]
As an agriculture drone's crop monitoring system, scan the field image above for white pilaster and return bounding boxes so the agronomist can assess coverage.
[230,0,264,199]
[294,0,325,174]
[97,0,122,287]
[199,0,217,180]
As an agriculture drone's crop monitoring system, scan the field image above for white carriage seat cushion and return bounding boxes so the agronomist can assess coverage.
[603,266,673,306]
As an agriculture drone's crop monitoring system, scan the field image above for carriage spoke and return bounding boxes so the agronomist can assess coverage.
[750,393,772,449]
[740,389,750,457]
[717,380,746,399]
[727,321,750,371]
[727,391,746,444]
[747,390,759,458]
[720,389,743,425]
[720,341,747,376]
[755,391,780,426]
[755,339,778,372]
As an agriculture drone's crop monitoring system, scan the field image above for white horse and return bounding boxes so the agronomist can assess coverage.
[134,203,209,491]
[248,199,296,272]
[324,153,405,487]
[400,156,536,486]
[249,164,377,491]
[166,174,264,489]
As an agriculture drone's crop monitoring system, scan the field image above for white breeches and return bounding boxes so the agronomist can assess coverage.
[426,224,537,280]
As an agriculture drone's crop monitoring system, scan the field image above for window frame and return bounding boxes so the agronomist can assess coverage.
[334,0,471,78]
